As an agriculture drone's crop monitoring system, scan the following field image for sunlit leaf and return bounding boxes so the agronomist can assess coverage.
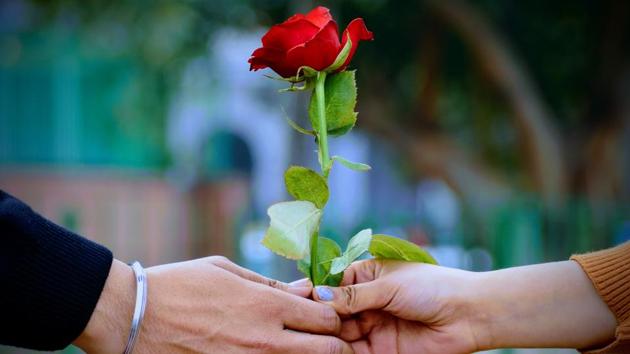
[368,234,437,264]
[330,229,372,274]
[262,201,322,260]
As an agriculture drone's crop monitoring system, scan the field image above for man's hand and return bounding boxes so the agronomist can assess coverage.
[75,257,354,354]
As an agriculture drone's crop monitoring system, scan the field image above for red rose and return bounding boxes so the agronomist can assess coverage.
[248,6,374,78]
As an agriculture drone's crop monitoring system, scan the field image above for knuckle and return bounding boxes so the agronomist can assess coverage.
[267,278,287,290]
[342,286,359,313]
[251,335,277,354]
[320,306,341,331]
[324,338,345,354]
[209,255,230,266]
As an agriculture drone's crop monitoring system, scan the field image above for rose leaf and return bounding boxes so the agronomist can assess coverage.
[368,234,438,264]
[298,236,344,286]
[330,229,373,274]
[262,201,322,260]
[284,166,329,209]
[308,70,357,137]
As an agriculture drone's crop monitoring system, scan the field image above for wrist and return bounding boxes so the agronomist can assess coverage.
[463,262,617,351]
[74,259,135,353]
[460,271,499,351]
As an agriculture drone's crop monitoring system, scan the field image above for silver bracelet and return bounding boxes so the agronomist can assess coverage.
[123,261,148,354]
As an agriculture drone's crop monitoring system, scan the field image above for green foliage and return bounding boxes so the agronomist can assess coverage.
[330,229,372,274]
[262,201,322,260]
[369,235,437,264]
[298,236,344,286]
[308,71,358,137]
[284,166,329,209]
[332,155,372,172]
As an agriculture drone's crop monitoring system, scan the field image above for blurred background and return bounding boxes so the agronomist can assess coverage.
[0,0,628,353]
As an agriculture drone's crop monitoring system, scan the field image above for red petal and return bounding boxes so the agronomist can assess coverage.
[285,20,341,72]
[248,47,296,78]
[303,6,332,28]
[339,18,374,70]
[261,18,320,51]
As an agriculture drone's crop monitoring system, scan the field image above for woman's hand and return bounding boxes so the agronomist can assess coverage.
[314,260,480,354]
[313,259,616,354]
[75,257,354,354]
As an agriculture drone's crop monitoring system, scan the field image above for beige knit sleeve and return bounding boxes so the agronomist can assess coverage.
[571,241,630,354]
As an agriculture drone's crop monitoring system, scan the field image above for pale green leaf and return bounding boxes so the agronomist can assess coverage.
[330,229,373,274]
[368,234,437,264]
[308,71,357,137]
[284,166,329,209]
[332,155,372,172]
[262,201,322,260]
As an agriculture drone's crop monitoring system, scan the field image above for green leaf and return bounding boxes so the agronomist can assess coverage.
[284,166,329,209]
[308,71,358,137]
[330,229,373,274]
[368,234,438,264]
[297,257,311,279]
[325,38,352,72]
[298,236,344,286]
[332,155,372,172]
[262,201,322,260]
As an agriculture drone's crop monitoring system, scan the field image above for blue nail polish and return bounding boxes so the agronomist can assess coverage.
[316,286,334,301]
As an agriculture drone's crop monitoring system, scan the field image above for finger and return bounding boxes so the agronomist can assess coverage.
[313,281,394,316]
[349,340,371,354]
[278,292,342,335]
[340,260,378,286]
[280,331,354,354]
[340,311,386,342]
[288,278,314,297]
[210,256,312,296]
[340,319,362,341]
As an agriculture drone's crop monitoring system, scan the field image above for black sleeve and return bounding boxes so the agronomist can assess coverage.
[0,190,113,350]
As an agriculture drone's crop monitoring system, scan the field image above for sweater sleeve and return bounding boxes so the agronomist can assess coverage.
[0,190,113,350]
[571,241,630,354]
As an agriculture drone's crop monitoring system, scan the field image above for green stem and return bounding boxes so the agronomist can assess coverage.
[311,71,330,284]
[315,71,331,178]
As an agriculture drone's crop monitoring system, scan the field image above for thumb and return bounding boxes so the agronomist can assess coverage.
[313,281,392,316]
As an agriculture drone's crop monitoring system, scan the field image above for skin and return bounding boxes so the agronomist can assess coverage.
[313,260,617,354]
[74,256,354,354]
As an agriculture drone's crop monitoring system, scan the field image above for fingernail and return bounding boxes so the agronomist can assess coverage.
[315,286,334,301]
[289,278,312,287]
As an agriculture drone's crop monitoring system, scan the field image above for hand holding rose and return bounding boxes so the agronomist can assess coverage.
[313,259,617,354]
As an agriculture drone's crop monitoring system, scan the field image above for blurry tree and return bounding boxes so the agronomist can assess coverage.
[11,0,629,259]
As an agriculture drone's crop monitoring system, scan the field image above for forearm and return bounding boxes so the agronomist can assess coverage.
[73,259,135,353]
[0,190,114,350]
[470,261,616,350]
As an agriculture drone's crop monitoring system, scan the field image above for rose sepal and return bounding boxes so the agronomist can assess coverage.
[323,38,352,73]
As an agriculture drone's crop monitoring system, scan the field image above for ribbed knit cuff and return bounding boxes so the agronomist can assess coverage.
[0,191,113,350]
[571,242,630,354]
